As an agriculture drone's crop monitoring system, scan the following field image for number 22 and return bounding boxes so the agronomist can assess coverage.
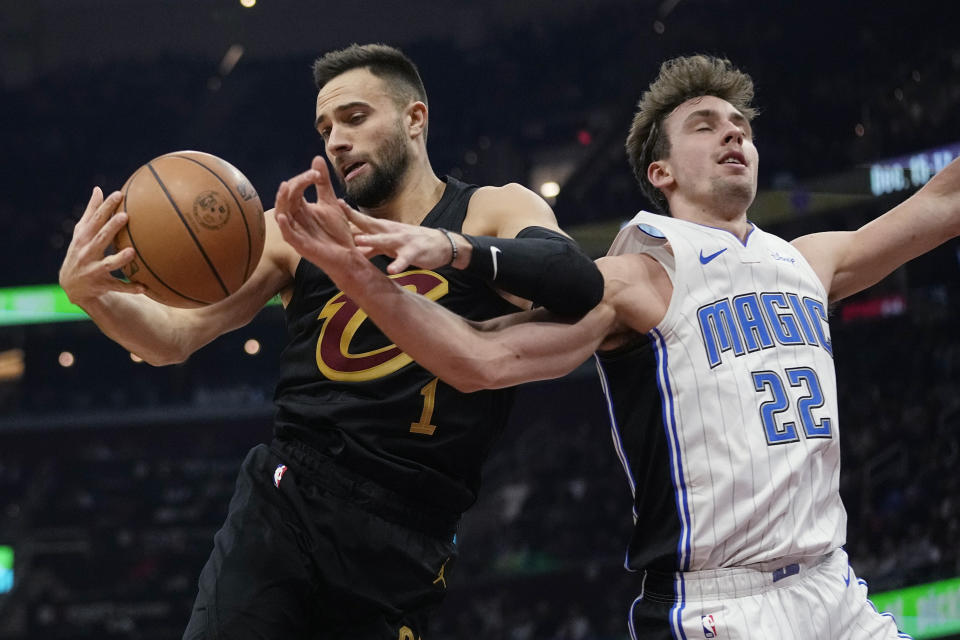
[751,367,832,445]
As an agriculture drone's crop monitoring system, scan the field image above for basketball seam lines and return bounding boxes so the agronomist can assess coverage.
[146,161,230,297]
[172,154,256,280]
[123,172,210,306]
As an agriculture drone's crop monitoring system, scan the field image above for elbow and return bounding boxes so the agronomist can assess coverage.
[542,257,605,317]
[447,378,486,393]
[140,346,190,367]
[442,368,497,393]
[565,264,605,315]
[439,355,515,393]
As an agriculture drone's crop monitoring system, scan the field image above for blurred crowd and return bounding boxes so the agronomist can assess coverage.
[2,276,960,638]
[2,1,960,285]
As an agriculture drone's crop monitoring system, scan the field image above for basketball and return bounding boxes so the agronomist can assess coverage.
[113,150,266,308]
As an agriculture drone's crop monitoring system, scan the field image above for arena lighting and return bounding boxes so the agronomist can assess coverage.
[129,353,144,363]
[0,285,282,326]
[839,293,906,324]
[239,0,256,7]
[243,339,261,356]
[0,285,87,325]
[219,44,245,77]
[0,349,24,381]
[539,181,561,198]
[58,351,75,368]
[869,141,960,197]
[870,577,960,639]
[0,546,12,595]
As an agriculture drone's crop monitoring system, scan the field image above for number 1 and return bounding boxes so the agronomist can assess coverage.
[410,377,439,435]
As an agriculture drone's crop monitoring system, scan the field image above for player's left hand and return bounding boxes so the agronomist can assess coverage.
[350,210,459,274]
[275,156,359,272]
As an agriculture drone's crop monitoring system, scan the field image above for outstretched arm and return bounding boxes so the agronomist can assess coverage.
[60,188,294,365]
[274,161,619,391]
[793,156,960,302]
[340,160,603,316]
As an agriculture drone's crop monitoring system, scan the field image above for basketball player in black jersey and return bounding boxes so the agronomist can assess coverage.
[276,55,960,640]
[58,43,602,639]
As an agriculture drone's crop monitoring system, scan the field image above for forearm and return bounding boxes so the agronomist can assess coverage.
[814,156,960,301]
[74,292,202,365]
[331,252,608,391]
[453,227,604,316]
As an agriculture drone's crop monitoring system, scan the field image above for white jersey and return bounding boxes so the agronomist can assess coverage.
[597,211,846,572]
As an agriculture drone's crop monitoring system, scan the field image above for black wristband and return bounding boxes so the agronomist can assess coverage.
[461,227,603,316]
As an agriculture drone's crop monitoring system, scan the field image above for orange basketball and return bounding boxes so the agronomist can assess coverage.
[113,151,266,308]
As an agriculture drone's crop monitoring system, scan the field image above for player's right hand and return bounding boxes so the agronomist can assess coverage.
[349,210,459,274]
[275,156,363,274]
[59,187,146,306]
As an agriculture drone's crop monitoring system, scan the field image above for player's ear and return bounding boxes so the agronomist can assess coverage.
[406,101,427,140]
[648,159,673,190]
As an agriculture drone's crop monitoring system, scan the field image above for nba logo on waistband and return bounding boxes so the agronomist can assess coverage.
[273,464,287,488]
[701,613,719,638]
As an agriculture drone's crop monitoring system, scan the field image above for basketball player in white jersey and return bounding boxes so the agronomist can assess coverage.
[272,55,960,639]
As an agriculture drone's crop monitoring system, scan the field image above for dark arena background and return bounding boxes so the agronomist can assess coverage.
[2,0,960,637]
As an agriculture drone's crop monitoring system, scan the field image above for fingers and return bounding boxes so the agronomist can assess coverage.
[276,168,318,214]
[76,189,121,242]
[275,211,298,246]
[342,201,388,233]
[91,211,130,253]
[101,246,137,272]
[79,186,107,222]
[274,181,291,213]
[114,280,148,295]
[386,255,412,274]
[276,209,322,253]
[353,233,400,258]
[81,186,104,222]
[93,191,122,226]
[310,156,339,203]
[337,199,355,217]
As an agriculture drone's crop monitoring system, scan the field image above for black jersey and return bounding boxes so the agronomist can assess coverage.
[595,337,682,571]
[274,177,518,513]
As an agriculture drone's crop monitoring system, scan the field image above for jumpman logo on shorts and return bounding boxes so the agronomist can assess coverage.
[432,558,449,589]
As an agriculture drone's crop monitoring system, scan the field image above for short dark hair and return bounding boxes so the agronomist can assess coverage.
[312,43,428,110]
[625,55,757,214]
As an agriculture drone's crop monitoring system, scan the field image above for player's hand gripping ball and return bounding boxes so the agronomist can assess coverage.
[113,151,266,308]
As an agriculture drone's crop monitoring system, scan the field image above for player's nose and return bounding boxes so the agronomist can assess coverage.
[326,125,352,155]
[721,121,744,146]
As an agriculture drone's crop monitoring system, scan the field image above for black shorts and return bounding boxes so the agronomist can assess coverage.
[182,440,459,640]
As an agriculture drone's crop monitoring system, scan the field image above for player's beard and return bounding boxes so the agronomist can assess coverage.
[343,122,411,209]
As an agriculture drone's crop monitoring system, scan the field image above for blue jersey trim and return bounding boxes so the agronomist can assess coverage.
[650,329,692,571]
[859,574,913,639]
[672,572,688,639]
[628,594,643,640]
[594,356,638,501]
[684,218,757,247]
[594,354,640,572]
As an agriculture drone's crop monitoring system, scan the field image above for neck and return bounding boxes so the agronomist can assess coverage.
[667,197,751,242]
[359,159,445,225]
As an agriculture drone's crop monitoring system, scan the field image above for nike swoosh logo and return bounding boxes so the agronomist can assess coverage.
[699,248,727,264]
[491,246,502,280]
[843,565,851,587]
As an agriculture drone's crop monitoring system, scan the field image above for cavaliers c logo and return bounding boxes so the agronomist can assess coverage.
[315,270,449,382]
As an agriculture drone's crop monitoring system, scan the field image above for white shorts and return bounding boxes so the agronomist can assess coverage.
[629,548,910,640]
